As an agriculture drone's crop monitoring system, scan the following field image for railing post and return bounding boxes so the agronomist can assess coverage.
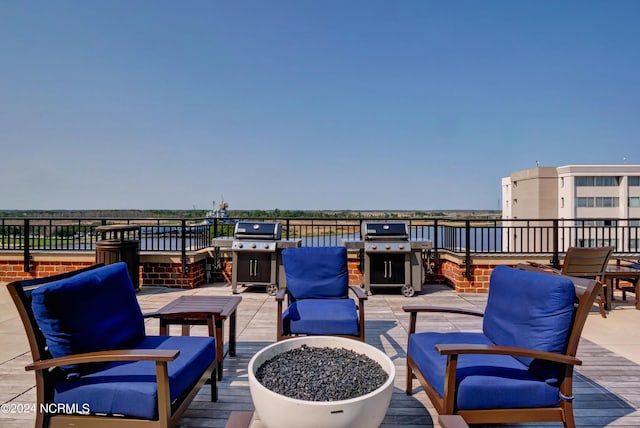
[551,219,560,268]
[464,220,472,278]
[433,220,439,270]
[23,219,32,272]
[181,219,188,273]
[213,218,218,238]
[286,219,290,240]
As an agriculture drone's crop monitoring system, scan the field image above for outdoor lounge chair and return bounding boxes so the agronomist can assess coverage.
[276,246,367,341]
[404,264,601,428]
[6,262,217,428]
[529,246,613,317]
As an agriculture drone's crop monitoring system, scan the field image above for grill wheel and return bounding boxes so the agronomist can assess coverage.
[401,284,415,298]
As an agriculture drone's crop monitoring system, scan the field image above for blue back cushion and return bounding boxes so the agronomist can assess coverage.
[283,247,349,300]
[31,263,145,360]
[483,266,575,374]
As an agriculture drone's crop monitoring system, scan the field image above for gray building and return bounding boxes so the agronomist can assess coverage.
[502,165,640,252]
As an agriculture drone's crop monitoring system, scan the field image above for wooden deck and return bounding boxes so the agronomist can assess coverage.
[2,281,640,427]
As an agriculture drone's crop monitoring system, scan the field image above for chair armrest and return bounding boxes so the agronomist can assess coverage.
[25,349,179,372]
[404,306,484,335]
[403,306,484,317]
[349,285,368,300]
[436,343,582,366]
[275,288,287,301]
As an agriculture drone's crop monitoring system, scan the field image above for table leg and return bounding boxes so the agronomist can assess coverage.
[213,317,224,381]
[605,279,613,311]
[160,319,169,336]
[229,310,237,357]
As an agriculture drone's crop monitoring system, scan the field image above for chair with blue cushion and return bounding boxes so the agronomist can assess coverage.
[7,262,217,428]
[276,246,367,341]
[404,264,601,428]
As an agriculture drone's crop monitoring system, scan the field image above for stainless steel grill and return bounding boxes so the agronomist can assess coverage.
[231,222,281,295]
[221,222,300,295]
[354,222,432,297]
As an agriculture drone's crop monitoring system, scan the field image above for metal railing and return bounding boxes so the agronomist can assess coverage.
[2,216,639,273]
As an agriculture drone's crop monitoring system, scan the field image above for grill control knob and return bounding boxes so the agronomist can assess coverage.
[263,243,269,249]
[385,244,391,250]
[371,244,377,250]
[399,244,405,250]
[251,243,257,249]
[237,243,243,248]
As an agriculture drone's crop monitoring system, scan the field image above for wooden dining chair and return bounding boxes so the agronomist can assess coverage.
[529,246,613,317]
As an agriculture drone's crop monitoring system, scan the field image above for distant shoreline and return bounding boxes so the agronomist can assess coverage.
[1,209,501,219]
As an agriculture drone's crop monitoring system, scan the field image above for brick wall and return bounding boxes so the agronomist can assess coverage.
[347,259,363,285]
[1,250,516,293]
[0,259,93,282]
[0,253,209,289]
[141,259,206,289]
[440,259,514,293]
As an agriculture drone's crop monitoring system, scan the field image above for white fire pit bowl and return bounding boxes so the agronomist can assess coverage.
[248,336,395,428]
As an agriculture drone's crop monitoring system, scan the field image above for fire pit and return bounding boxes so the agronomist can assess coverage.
[248,336,395,428]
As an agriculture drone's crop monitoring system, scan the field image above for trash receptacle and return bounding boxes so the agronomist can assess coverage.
[95,224,141,290]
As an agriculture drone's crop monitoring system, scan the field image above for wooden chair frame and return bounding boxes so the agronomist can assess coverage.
[404,264,601,428]
[276,285,367,342]
[7,264,216,428]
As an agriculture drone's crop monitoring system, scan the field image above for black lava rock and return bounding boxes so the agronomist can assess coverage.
[255,344,389,401]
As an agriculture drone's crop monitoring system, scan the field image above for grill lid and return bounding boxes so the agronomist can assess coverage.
[234,222,282,240]
[361,222,409,241]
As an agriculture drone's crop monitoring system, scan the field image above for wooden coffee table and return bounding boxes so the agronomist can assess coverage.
[149,295,242,380]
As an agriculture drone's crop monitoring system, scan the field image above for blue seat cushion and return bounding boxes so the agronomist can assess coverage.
[483,265,575,379]
[283,247,349,300]
[283,299,360,336]
[31,263,145,361]
[408,332,561,410]
[53,336,215,420]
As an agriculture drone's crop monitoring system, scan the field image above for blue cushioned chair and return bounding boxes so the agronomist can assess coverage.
[276,247,367,341]
[7,263,217,428]
[404,264,602,428]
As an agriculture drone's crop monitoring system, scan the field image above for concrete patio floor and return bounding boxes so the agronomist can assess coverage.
[2,280,640,427]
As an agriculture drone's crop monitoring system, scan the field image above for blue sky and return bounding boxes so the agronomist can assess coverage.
[1,0,639,211]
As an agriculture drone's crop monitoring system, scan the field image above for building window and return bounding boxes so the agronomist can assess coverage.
[578,239,617,247]
[576,197,619,207]
[630,219,640,226]
[579,219,617,227]
[560,197,564,208]
[560,177,564,188]
[630,176,640,186]
[577,197,594,207]
[630,197,640,208]
[597,197,619,207]
[575,176,620,186]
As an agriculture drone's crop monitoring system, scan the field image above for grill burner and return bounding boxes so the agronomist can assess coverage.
[349,222,432,297]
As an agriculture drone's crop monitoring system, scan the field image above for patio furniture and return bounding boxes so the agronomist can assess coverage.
[6,262,217,428]
[404,264,601,428]
[606,259,640,310]
[529,246,613,317]
[146,295,242,380]
[276,246,367,341]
